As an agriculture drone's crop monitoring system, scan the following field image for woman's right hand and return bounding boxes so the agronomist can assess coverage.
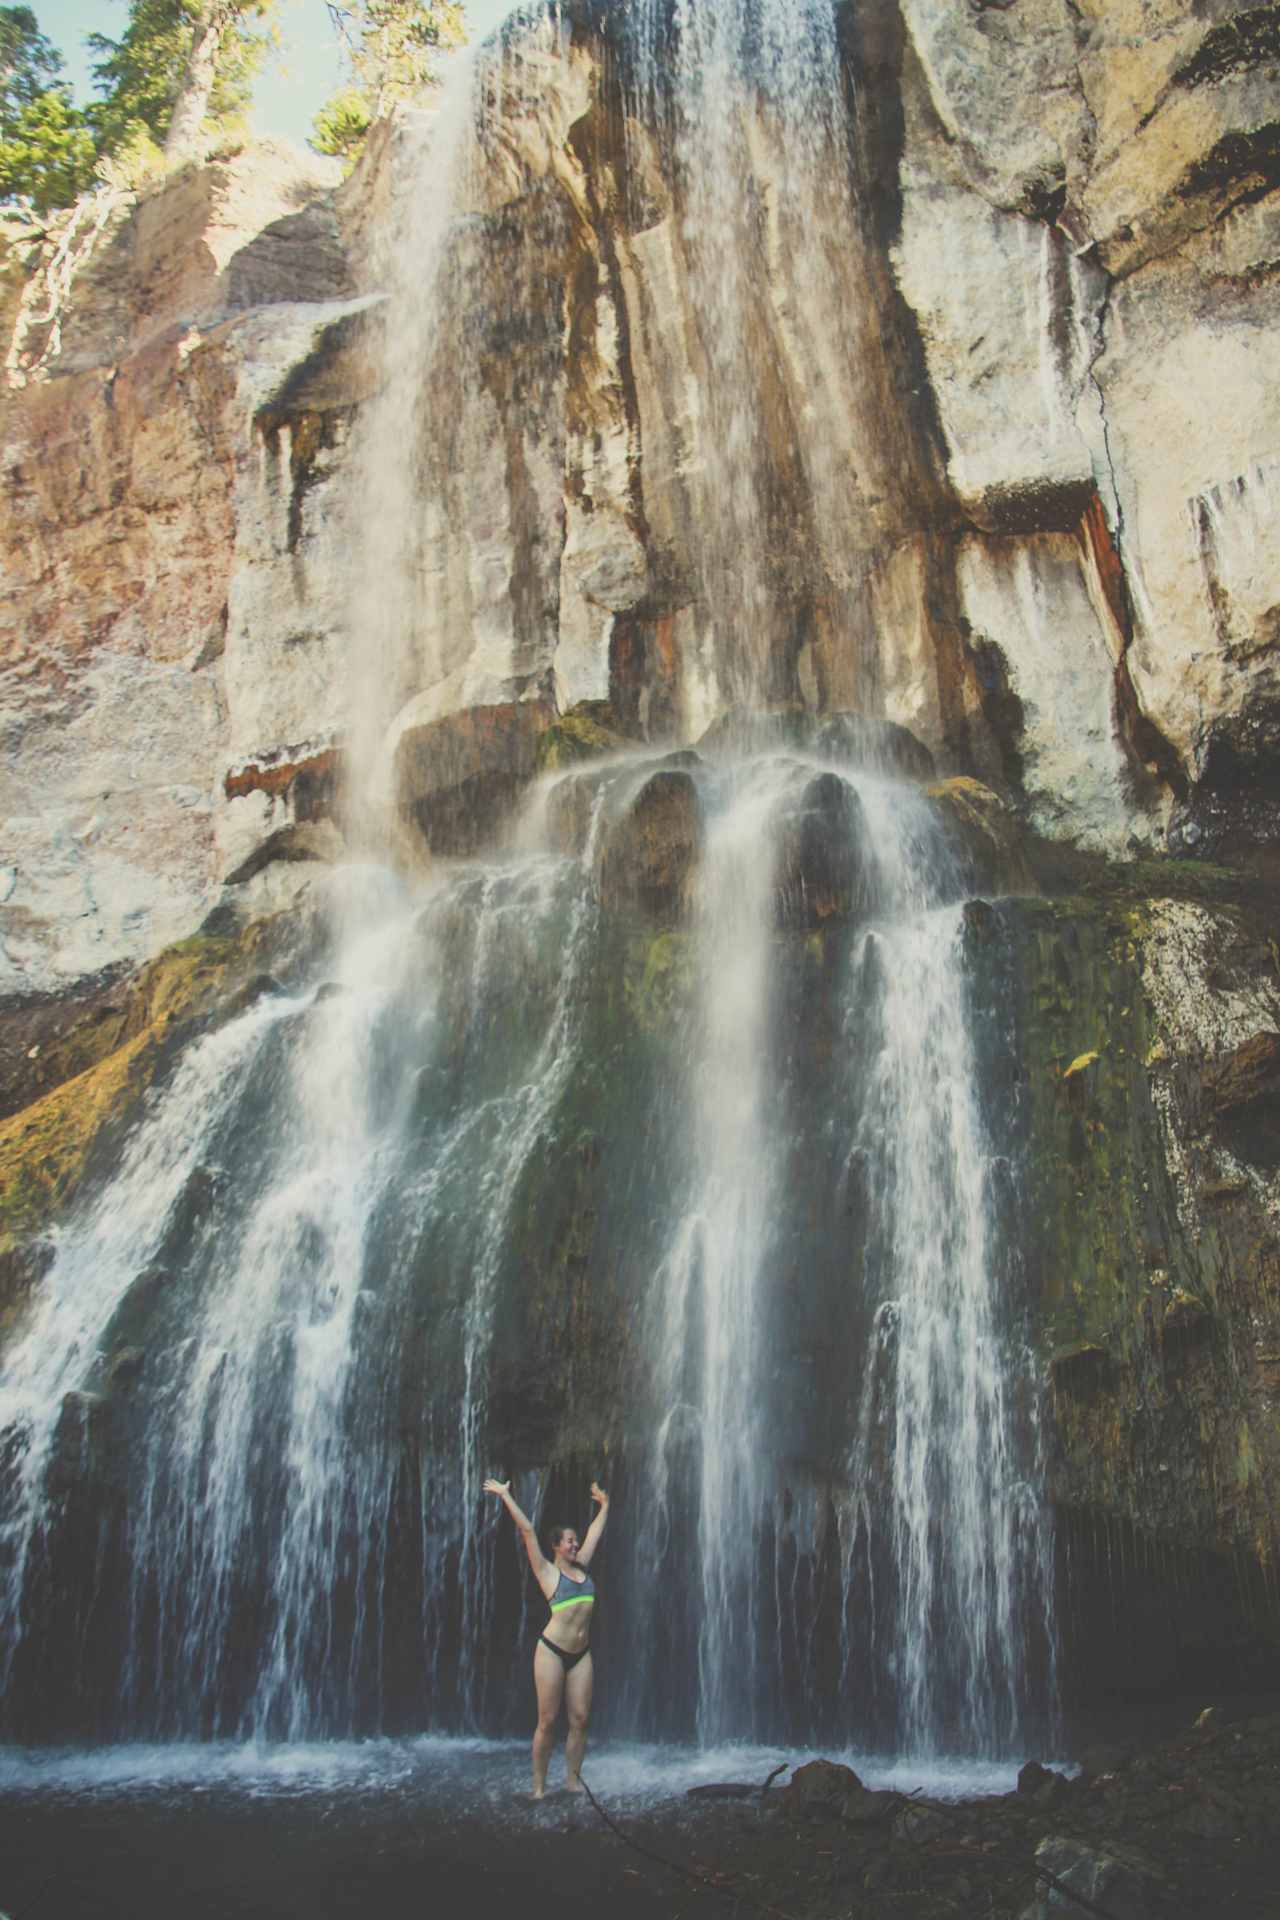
[483,1477,510,1497]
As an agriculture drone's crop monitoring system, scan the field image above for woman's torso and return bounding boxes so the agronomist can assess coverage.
[542,1564,595,1653]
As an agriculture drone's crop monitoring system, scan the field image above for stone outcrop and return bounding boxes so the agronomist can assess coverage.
[0,906,316,1335]
[892,0,1280,838]
[0,143,356,996]
[393,698,554,855]
[774,772,869,929]
[595,767,703,921]
[928,775,1035,898]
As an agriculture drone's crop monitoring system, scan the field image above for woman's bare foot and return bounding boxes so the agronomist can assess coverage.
[565,1779,585,1794]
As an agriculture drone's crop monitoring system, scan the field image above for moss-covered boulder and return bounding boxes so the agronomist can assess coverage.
[0,914,308,1326]
[928,775,1033,896]
[534,701,631,773]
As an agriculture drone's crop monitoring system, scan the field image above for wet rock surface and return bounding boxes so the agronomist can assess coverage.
[774,773,870,928]
[595,769,704,923]
[1,1712,1279,1919]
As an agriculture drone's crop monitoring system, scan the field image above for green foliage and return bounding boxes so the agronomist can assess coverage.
[312,0,465,161]
[0,5,95,211]
[0,4,63,128]
[309,82,370,161]
[0,85,95,211]
[88,0,274,162]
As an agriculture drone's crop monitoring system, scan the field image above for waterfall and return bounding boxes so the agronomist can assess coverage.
[837,781,1055,1754]
[647,759,794,1743]
[0,749,1055,1748]
[627,0,864,706]
[0,0,1058,1758]
[0,989,309,1711]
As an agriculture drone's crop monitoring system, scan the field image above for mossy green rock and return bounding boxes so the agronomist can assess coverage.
[0,915,305,1294]
[535,703,630,772]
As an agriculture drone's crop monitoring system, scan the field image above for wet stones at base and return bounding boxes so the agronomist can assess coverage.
[779,1757,866,1820]
[1017,1839,1169,1920]
[701,1708,1280,1920]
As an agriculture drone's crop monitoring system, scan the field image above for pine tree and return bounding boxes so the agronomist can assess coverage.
[312,0,465,162]
[88,0,276,167]
[0,7,95,212]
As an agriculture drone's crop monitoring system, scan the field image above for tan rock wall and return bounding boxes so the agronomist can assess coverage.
[0,148,356,995]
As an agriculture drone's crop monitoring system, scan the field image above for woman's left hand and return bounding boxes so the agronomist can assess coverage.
[590,1480,609,1507]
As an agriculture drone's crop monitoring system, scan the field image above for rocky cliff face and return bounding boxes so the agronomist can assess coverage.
[2,0,1280,1720]
[4,1,1279,997]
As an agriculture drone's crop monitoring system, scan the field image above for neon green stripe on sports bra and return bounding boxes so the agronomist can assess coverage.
[549,1593,595,1611]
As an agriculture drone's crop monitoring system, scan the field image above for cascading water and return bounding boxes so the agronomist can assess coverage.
[0,0,1059,1763]
[647,760,794,1745]
[836,783,1057,1755]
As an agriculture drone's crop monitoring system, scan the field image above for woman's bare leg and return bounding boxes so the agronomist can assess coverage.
[532,1642,565,1797]
[563,1652,594,1791]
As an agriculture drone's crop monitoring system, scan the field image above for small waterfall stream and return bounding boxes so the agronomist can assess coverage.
[0,0,1058,1762]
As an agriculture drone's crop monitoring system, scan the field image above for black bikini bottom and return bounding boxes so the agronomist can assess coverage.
[539,1633,590,1673]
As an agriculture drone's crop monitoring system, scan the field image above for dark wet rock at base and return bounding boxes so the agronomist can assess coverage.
[736,1708,1280,1919]
[780,1757,865,1819]
[1016,1760,1065,1797]
[1018,1837,1169,1920]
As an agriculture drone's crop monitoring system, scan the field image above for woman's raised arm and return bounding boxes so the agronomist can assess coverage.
[484,1477,555,1591]
[577,1480,610,1567]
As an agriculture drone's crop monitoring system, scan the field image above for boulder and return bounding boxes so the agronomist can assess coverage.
[1018,1837,1169,1920]
[535,702,632,773]
[774,773,870,929]
[696,706,817,759]
[544,769,612,859]
[781,1757,865,1820]
[928,777,1033,897]
[695,707,934,782]
[394,701,555,857]
[813,713,935,782]
[1201,1030,1280,1119]
[596,770,703,923]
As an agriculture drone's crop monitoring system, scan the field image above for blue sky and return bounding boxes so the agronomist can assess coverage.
[36,0,516,148]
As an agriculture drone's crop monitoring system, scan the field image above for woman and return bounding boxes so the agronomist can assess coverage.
[484,1476,609,1798]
